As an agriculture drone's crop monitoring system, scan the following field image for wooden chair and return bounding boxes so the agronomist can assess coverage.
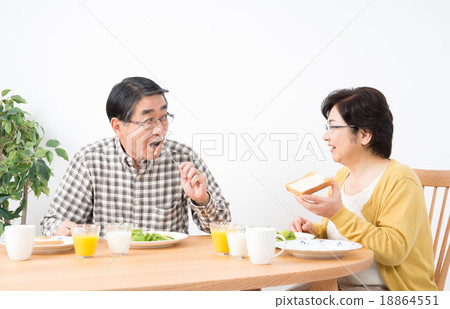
[413,169,450,291]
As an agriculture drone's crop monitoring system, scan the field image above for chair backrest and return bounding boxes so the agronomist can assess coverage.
[413,169,450,291]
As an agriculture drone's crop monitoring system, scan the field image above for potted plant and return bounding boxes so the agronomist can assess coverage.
[0,89,68,236]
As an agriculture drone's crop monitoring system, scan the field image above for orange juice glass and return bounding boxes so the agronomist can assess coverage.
[210,222,230,255]
[71,224,101,258]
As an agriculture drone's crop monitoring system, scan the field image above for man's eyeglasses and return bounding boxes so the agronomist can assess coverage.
[324,123,357,132]
[127,113,174,130]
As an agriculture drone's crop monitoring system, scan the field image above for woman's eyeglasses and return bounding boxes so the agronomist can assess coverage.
[324,123,357,132]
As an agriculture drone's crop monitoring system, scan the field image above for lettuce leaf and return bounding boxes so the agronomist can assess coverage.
[131,229,174,242]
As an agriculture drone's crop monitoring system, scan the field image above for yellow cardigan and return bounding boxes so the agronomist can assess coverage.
[313,159,437,291]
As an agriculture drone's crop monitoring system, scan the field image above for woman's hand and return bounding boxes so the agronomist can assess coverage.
[294,179,343,218]
[289,216,315,234]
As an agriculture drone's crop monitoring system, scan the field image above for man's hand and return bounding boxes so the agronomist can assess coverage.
[294,179,343,218]
[179,162,210,206]
[56,221,76,236]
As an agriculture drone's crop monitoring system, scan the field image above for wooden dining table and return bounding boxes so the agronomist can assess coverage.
[0,235,373,291]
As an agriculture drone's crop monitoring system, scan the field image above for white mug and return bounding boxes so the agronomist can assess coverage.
[246,227,286,264]
[4,225,35,261]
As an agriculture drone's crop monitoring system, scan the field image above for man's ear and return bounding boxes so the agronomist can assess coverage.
[360,129,372,147]
[111,118,123,138]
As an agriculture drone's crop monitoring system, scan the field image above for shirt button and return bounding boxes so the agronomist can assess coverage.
[134,199,140,205]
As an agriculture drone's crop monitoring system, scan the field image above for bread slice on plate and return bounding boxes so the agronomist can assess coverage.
[34,236,64,246]
[286,171,333,197]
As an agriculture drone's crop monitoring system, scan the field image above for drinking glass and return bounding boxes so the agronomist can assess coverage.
[71,224,101,258]
[226,224,248,259]
[105,223,133,256]
[209,222,230,255]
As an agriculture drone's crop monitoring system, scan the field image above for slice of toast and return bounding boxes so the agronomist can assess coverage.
[34,236,64,246]
[286,171,333,197]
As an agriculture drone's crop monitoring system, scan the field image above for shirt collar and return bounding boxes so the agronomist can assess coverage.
[114,137,154,172]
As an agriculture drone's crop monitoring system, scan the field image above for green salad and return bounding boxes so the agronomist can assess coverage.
[131,229,175,242]
[277,229,296,241]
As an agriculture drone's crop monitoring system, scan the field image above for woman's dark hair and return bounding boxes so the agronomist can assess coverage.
[321,87,394,159]
[106,77,168,122]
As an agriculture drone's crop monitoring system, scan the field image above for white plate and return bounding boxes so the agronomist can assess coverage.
[32,236,74,255]
[130,231,188,249]
[277,232,314,244]
[293,232,315,240]
[277,239,362,259]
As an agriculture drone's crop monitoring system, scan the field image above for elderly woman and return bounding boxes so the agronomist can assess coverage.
[289,87,437,291]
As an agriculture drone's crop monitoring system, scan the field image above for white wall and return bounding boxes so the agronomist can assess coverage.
[1,0,449,290]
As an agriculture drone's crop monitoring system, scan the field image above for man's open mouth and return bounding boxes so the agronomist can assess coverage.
[149,140,163,148]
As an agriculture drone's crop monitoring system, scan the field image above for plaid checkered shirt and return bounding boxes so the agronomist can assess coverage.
[40,137,231,236]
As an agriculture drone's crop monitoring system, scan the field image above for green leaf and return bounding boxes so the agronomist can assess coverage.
[13,176,25,196]
[1,89,11,97]
[5,122,12,134]
[16,130,22,144]
[0,208,20,220]
[45,150,53,164]
[11,95,27,104]
[39,176,49,187]
[0,205,21,220]
[28,163,36,184]
[0,194,11,204]
[45,139,60,148]
[0,207,10,220]
[12,114,24,127]
[27,120,36,128]
[0,222,5,237]
[22,149,32,158]
[1,174,12,189]
[36,136,43,147]
[41,185,50,196]
[31,177,41,198]
[55,148,69,161]
[37,159,51,181]
[5,98,13,110]
[34,149,47,158]
[9,163,31,174]
[25,141,35,148]
[2,200,9,208]
[5,151,17,162]
[12,198,27,217]
[6,107,22,116]
[30,130,36,143]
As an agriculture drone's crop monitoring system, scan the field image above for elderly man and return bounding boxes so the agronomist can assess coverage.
[41,77,231,236]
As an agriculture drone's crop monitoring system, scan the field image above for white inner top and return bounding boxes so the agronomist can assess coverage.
[327,170,387,287]
[289,173,326,193]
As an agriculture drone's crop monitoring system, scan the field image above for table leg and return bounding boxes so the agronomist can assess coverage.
[309,279,338,291]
